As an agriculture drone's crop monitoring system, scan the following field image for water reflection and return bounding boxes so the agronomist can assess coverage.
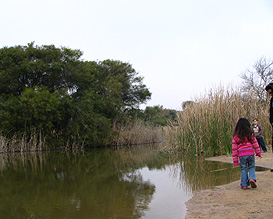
[0,145,241,219]
[180,154,241,192]
[139,164,191,219]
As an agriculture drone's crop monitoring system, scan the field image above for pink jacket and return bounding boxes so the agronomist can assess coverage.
[232,134,261,166]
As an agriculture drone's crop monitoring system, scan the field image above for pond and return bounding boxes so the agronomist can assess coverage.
[0,145,241,219]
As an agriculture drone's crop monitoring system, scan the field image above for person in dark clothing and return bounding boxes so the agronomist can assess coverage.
[252,119,267,152]
[265,83,273,171]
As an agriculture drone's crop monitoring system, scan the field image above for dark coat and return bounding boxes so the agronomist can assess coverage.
[270,97,273,124]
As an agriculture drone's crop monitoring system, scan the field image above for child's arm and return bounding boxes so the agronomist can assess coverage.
[232,137,239,166]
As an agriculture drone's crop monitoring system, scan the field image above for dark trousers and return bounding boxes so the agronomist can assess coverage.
[271,123,273,152]
[256,137,267,152]
[271,123,273,153]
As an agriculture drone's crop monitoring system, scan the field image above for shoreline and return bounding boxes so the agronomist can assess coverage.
[185,152,273,219]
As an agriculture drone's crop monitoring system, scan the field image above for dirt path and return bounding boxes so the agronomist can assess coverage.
[185,151,273,219]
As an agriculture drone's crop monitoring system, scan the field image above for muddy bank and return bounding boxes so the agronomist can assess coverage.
[185,151,273,219]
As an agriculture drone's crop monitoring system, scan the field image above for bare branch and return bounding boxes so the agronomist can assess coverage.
[240,57,273,103]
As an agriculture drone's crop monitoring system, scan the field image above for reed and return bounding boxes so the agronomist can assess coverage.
[0,121,165,152]
[167,86,271,156]
[111,120,165,146]
[0,132,46,153]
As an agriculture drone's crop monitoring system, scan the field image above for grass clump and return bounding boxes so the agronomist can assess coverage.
[167,86,270,156]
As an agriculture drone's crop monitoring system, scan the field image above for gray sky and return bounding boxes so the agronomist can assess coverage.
[1,0,273,109]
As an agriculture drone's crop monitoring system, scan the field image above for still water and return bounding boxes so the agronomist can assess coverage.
[0,145,241,219]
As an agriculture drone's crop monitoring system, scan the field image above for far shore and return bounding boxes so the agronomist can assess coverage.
[185,150,273,219]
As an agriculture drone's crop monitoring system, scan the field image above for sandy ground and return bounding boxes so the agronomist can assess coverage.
[185,151,273,219]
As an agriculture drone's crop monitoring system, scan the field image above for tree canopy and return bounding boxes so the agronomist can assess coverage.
[0,43,151,148]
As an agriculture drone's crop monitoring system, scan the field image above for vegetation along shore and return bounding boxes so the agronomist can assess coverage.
[0,43,176,152]
[1,42,273,160]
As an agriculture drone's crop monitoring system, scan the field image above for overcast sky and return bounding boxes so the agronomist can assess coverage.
[1,0,273,109]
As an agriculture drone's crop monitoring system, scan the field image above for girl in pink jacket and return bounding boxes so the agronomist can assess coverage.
[232,118,262,189]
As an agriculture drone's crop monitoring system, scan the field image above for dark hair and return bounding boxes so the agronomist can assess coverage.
[234,118,254,142]
[265,83,273,91]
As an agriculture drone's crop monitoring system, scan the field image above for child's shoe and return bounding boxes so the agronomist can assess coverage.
[241,186,249,189]
[249,179,257,188]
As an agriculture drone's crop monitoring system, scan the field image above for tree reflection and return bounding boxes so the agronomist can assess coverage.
[0,150,156,219]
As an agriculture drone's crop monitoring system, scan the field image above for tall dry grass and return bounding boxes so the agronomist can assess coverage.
[111,121,165,146]
[0,132,83,153]
[0,121,165,152]
[0,132,45,153]
[166,86,271,156]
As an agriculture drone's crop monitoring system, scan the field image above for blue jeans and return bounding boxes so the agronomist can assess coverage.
[239,155,256,187]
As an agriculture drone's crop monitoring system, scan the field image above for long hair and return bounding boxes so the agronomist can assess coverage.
[234,118,254,142]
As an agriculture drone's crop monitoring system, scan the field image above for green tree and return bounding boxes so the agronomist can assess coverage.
[0,43,151,148]
[0,42,82,96]
[98,60,151,110]
[143,105,177,126]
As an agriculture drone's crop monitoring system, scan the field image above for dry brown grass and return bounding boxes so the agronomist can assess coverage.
[111,121,165,146]
[0,132,46,153]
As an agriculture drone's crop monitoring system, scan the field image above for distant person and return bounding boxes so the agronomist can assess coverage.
[252,119,267,152]
[232,118,262,189]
